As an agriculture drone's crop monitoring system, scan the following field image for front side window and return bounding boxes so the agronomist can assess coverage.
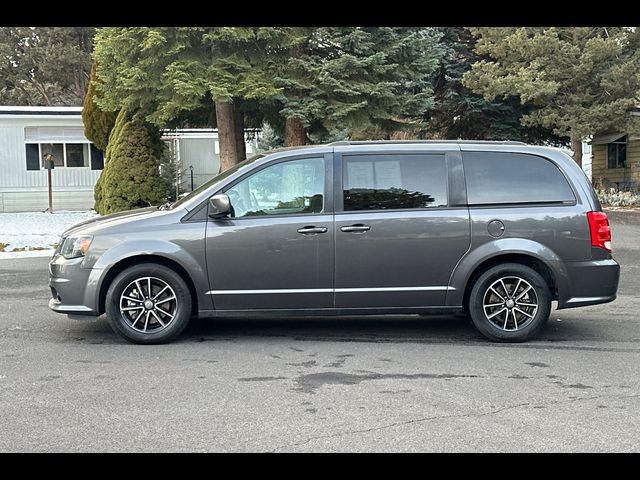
[224,157,325,218]
[342,154,448,211]
[463,152,575,205]
[607,136,627,169]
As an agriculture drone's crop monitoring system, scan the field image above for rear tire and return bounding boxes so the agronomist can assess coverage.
[105,263,192,344]
[468,263,550,342]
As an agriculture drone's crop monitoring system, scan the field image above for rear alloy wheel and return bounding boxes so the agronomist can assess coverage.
[105,263,192,344]
[468,263,551,342]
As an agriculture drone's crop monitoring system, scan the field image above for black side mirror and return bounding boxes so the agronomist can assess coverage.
[208,194,232,219]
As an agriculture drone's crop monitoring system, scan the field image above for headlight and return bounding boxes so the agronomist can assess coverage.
[60,235,93,259]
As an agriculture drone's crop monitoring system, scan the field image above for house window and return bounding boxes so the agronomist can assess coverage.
[607,135,627,169]
[40,144,65,167]
[65,144,90,167]
[24,127,103,170]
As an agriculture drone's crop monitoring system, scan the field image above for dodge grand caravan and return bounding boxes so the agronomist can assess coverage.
[49,141,620,344]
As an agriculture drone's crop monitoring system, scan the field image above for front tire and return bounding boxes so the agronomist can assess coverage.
[468,263,551,342]
[105,263,192,344]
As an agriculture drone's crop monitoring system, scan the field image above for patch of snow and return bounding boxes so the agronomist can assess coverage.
[0,249,57,259]
[0,210,98,260]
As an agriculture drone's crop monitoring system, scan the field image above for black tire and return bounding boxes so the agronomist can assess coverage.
[468,263,551,342]
[105,263,192,344]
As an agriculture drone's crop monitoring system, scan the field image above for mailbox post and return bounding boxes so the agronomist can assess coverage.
[43,153,55,213]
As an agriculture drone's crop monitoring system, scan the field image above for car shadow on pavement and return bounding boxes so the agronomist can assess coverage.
[182,315,482,345]
[175,313,622,347]
[55,312,630,349]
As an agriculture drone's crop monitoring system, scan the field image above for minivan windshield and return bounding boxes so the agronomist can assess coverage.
[169,153,265,210]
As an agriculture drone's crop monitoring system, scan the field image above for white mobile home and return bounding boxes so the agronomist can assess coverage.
[0,106,258,213]
[161,128,258,193]
[0,106,103,212]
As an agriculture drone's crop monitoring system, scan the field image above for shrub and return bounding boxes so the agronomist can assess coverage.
[82,63,117,151]
[94,109,130,213]
[96,113,168,214]
[595,187,640,207]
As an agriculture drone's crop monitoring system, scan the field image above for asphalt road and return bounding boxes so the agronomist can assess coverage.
[1,211,638,452]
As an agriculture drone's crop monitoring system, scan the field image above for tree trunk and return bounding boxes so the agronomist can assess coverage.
[284,41,307,147]
[215,100,240,172]
[74,29,92,102]
[285,117,306,146]
[233,102,246,162]
[74,66,89,104]
[571,136,583,167]
[33,81,52,106]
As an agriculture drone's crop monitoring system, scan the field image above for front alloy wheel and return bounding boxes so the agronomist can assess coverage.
[119,276,178,334]
[106,263,192,344]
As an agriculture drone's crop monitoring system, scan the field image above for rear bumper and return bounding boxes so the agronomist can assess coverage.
[557,258,620,309]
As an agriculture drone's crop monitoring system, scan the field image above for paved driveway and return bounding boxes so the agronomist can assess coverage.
[0,211,638,452]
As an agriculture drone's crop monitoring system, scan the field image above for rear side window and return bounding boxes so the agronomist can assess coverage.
[463,152,575,205]
[342,154,447,211]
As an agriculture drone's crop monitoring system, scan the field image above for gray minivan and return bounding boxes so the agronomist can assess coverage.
[49,141,620,344]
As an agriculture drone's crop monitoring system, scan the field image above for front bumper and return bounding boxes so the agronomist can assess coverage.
[557,258,620,309]
[48,254,100,316]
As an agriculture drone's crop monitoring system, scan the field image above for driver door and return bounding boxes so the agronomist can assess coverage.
[205,154,334,311]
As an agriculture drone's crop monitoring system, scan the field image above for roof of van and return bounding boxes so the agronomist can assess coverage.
[328,140,527,146]
[259,140,553,157]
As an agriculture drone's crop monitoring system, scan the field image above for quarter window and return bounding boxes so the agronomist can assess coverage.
[607,135,627,169]
[224,157,325,218]
[342,154,448,211]
[463,152,575,205]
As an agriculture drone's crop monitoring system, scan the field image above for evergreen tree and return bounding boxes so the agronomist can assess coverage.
[95,112,167,214]
[272,27,445,145]
[463,27,640,164]
[92,27,446,155]
[423,28,561,143]
[92,27,296,171]
[256,122,285,152]
[82,62,117,151]
[94,109,129,213]
[0,27,94,105]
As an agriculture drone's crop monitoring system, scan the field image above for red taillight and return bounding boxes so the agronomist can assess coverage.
[587,211,611,252]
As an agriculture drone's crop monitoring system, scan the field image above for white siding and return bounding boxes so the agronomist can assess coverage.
[1,116,260,212]
[0,189,95,212]
[174,134,257,192]
[581,141,593,181]
[0,115,101,212]
[178,137,220,191]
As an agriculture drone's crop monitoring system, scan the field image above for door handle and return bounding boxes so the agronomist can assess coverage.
[340,224,371,233]
[297,226,328,235]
